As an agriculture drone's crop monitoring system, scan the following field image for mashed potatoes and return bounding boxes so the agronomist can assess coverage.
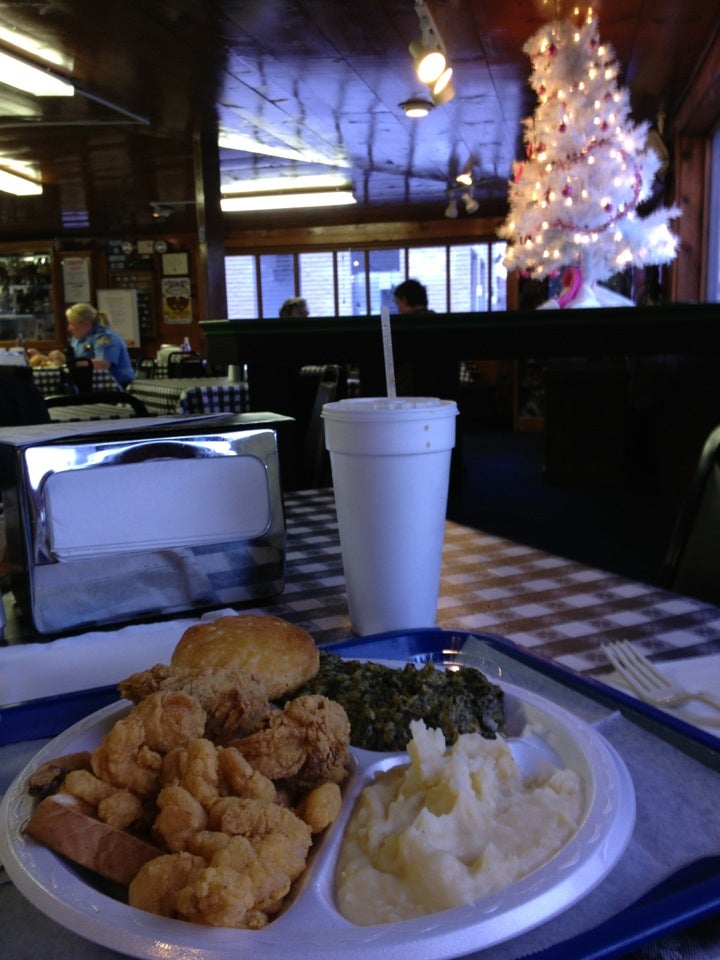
[335,720,582,925]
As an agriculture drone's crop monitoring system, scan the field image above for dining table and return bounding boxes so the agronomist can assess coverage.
[31,366,121,396]
[1,487,720,960]
[127,375,250,416]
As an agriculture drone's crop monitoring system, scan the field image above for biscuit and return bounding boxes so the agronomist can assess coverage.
[171,614,319,699]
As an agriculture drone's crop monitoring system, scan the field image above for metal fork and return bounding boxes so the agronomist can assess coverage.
[603,640,720,713]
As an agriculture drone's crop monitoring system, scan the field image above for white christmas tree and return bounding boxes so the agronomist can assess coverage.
[498,12,680,303]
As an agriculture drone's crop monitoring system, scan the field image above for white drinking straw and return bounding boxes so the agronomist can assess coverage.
[380,305,396,398]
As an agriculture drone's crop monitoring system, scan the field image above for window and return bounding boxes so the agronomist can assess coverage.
[225,241,506,318]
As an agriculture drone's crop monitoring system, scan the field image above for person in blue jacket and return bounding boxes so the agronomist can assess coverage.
[65,302,135,387]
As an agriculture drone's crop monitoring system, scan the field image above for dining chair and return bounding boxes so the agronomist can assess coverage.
[661,422,720,605]
[302,364,347,488]
[66,358,94,393]
[166,351,207,378]
[134,357,156,380]
[44,390,151,419]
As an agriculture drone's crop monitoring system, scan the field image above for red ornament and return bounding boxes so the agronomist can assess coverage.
[561,184,573,198]
[559,122,567,132]
[548,43,557,57]
[514,164,524,183]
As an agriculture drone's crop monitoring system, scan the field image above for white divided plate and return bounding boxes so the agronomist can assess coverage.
[0,681,635,960]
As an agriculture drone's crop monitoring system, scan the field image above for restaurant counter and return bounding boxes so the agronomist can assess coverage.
[2,488,720,959]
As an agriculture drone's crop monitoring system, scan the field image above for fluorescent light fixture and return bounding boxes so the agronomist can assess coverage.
[221,189,356,213]
[0,167,42,196]
[0,25,71,68]
[221,173,351,195]
[0,49,73,96]
[218,130,350,168]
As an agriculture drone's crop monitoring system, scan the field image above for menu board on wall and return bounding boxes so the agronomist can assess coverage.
[96,288,141,346]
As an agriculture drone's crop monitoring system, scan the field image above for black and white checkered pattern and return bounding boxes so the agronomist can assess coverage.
[127,377,249,416]
[32,367,121,396]
[248,490,720,672]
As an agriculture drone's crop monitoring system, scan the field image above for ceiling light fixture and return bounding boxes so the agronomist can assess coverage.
[150,203,174,219]
[399,97,435,118]
[410,0,455,105]
[0,48,73,96]
[221,188,356,213]
[0,166,42,196]
[444,197,458,219]
[463,192,479,214]
[456,171,473,187]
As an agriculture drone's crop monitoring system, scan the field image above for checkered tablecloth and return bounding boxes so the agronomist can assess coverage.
[31,366,121,396]
[258,490,720,681]
[128,376,249,415]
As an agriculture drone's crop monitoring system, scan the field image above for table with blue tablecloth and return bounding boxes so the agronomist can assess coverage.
[127,376,250,415]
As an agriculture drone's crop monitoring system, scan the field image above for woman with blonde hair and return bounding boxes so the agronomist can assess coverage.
[65,302,135,387]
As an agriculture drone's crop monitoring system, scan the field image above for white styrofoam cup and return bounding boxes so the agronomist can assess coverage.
[322,396,458,635]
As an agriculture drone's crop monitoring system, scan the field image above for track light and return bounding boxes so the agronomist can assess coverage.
[150,203,173,219]
[399,97,435,118]
[456,171,473,187]
[444,198,458,219]
[409,40,446,85]
[410,1,455,106]
[463,193,479,214]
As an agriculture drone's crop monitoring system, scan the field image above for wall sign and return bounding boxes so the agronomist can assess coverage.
[61,256,91,303]
[161,276,192,324]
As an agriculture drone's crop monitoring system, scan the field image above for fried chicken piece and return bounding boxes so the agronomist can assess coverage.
[294,781,342,833]
[27,751,92,798]
[231,694,351,793]
[91,691,206,797]
[118,663,270,744]
[128,851,206,917]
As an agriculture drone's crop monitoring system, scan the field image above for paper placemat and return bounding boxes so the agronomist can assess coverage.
[0,608,239,706]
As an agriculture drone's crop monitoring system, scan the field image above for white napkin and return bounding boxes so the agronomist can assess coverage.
[603,653,720,736]
[0,608,238,706]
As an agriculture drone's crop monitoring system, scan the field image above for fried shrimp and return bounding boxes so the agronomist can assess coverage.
[61,769,143,830]
[91,691,206,797]
[294,781,342,833]
[128,851,206,917]
[217,746,276,802]
[162,738,219,809]
[119,663,271,743]
[232,694,351,793]
[154,784,208,852]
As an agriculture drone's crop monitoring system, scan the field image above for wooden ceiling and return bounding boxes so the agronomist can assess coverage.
[0,0,718,239]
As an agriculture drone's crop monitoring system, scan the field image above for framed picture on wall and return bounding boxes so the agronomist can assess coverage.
[161,276,192,324]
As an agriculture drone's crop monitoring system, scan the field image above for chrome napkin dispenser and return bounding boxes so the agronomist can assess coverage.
[0,414,290,635]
